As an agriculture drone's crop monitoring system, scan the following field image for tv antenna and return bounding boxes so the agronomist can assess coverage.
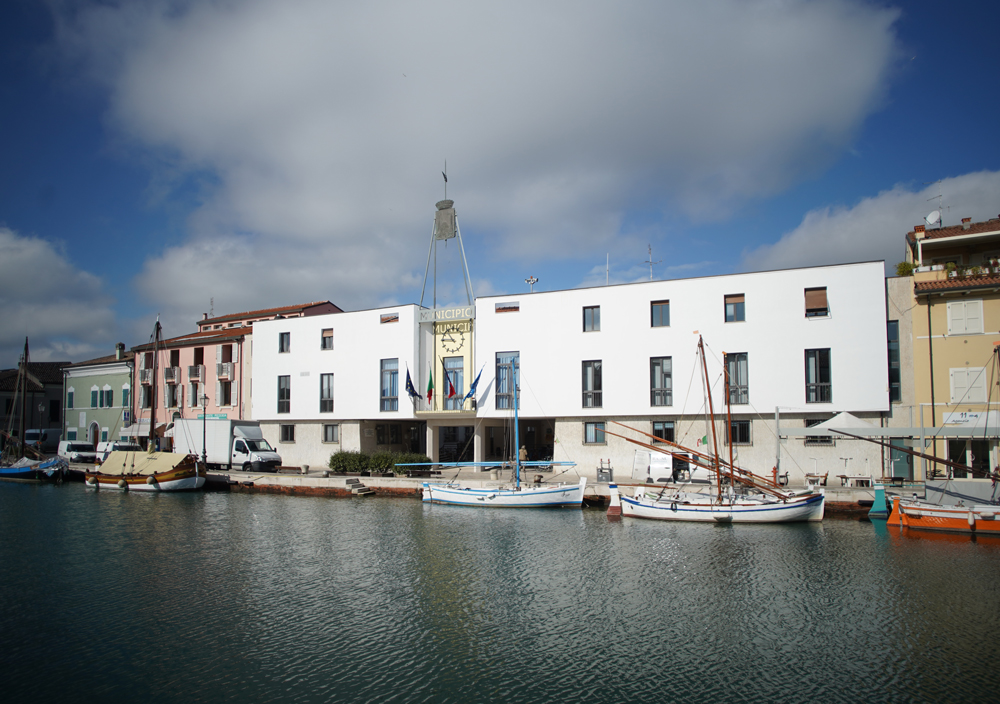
[924,181,950,227]
[643,244,662,281]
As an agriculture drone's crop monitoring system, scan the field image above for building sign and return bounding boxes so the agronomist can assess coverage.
[495,302,519,313]
[419,305,476,323]
[944,411,998,427]
[198,413,228,420]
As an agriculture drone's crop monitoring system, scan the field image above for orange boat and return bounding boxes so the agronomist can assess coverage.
[887,496,1000,535]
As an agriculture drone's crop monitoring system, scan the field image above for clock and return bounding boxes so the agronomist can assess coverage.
[441,325,465,353]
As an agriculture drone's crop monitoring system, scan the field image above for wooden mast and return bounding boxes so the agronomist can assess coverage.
[697,336,722,502]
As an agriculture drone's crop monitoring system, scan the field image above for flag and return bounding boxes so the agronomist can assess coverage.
[442,171,448,183]
[426,366,434,402]
[405,368,420,400]
[697,435,708,447]
[463,366,484,402]
[446,371,456,398]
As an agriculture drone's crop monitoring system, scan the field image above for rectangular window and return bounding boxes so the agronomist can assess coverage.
[49,400,60,423]
[380,359,398,412]
[165,384,178,408]
[170,349,180,367]
[887,320,900,403]
[380,313,399,324]
[279,332,291,353]
[221,344,233,363]
[947,300,984,335]
[650,357,672,406]
[91,389,98,408]
[194,347,204,366]
[104,389,114,407]
[582,360,603,408]
[725,294,745,322]
[496,352,520,410]
[277,375,291,413]
[376,424,386,445]
[280,425,295,442]
[652,421,674,444]
[121,388,129,410]
[584,421,606,444]
[189,382,201,407]
[805,287,829,317]
[141,386,152,409]
[727,420,751,446]
[67,391,74,409]
[323,424,340,443]
[219,381,232,406]
[444,357,464,410]
[950,367,987,403]
[583,306,600,332]
[321,329,333,350]
[725,353,749,405]
[320,373,334,412]
[651,300,670,327]
[390,424,401,445]
[805,349,832,403]
[101,430,108,443]
[805,418,833,445]
[67,430,77,441]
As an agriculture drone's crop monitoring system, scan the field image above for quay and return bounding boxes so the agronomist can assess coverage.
[202,466,917,516]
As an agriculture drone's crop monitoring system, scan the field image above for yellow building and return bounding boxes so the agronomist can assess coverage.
[906,215,1000,480]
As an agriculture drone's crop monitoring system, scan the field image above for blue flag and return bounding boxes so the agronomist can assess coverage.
[405,368,420,400]
[463,366,484,402]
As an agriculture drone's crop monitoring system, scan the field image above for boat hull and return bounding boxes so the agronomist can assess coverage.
[84,451,205,493]
[0,458,66,483]
[888,497,1000,535]
[422,477,587,508]
[620,491,825,523]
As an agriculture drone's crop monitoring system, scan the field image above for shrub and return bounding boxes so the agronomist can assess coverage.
[392,452,432,475]
[328,450,368,473]
[895,261,914,277]
[368,451,397,473]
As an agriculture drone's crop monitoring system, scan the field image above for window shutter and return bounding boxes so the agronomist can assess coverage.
[969,369,987,402]
[966,301,983,334]
[216,381,223,405]
[216,344,222,363]
[163,386,170,409]
[92,389,99,407]
[948,301,965,335]
[950,369,968,403]
[232,379,239,407]
[188,384,195,407]
[108,390,114,407]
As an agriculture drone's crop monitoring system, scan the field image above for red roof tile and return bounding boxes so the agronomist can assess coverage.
[914,273,1000,294]
[906,217,1000,244]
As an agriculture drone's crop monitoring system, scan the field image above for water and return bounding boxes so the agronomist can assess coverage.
[2,484,998,703]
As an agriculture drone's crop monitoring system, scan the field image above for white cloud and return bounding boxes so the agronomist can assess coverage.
[740,171,1000,274]
[50,0,901,321]
[0,227,118,366]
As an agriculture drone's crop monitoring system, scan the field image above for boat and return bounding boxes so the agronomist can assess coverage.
[1,338,65,483]
[887,495,1000,535]
[607,336,825,523]
[84,320,205,492]
[420,360,586,508]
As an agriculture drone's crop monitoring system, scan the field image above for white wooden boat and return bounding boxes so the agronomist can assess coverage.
[422,476,586,508]
[610,483,824,523]
[85,450,205,492]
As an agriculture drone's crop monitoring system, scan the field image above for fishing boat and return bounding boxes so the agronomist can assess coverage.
[887,496,1000,535]
[607,336,825,523]
[84,320,205,492]
[420,360,586,508]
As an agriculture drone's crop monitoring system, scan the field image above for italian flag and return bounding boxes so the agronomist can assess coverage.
[426,366,434,402]
[697,435,708,447]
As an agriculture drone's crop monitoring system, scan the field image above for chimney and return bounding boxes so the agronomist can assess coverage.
[202,313,209,320]
[962,217,972,230]
[914,224,925,239]
[115,342,125,360]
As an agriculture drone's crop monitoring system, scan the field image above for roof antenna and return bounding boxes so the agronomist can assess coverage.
[924,180,950,227]
[442,161,447,200]
[643,244,662,281]
[210,297,214,318]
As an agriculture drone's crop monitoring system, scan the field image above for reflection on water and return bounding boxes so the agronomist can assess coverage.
[2,484,998,703]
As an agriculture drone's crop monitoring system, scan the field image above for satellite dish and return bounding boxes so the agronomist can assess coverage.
[925,210,941,226]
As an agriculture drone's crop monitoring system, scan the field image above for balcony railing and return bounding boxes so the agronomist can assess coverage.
[163,366,179,383]
[140,369,153,385]
[217,362,232,379]
[188,365,205,382]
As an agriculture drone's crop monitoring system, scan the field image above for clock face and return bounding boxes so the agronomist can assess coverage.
[441,325,465,353]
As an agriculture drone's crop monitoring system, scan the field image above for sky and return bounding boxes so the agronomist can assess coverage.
[1,0,998,368]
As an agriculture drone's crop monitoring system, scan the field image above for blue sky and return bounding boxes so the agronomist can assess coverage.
[1,0,998,368]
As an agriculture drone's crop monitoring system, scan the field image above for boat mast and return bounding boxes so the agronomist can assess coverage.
[722,353,736,490]
[148,319,161,451]
[698,336,722,501]
[18,338,28,460]
[513,360,520,490]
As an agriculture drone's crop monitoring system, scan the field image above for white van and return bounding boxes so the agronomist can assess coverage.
[57,441,98,464]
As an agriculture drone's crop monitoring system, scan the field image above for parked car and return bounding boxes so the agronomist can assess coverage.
[57,441,98,464]
[96,441,143,462]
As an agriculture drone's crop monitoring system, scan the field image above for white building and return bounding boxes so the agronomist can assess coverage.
[252,259,894,483]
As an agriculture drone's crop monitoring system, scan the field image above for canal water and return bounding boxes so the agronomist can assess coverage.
[2,483,998,703]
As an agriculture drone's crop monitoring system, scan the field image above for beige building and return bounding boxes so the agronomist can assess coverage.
[905,214,1000,481]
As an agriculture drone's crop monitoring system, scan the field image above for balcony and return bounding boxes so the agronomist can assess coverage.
[140,369,153,385]
[163,366,179,383]
[188,365,205,382]
[217,362,233,379]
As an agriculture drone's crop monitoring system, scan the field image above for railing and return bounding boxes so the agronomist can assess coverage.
[217,362,232,379]
[651,389,672,406]
[728,385,749,405]
[188,365,205,382]
[806,383,832,403]
[163,366,179,382]
[582,391,602,408]
[140,369,153,384]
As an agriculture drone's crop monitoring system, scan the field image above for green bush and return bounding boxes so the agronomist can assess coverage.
[895,261,914,277]
[368,451,397,473]
[391,452,432,475]
[328,450,368,473]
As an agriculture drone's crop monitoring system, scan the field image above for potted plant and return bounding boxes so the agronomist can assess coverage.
[971,265,983,278]
[946,262,957,278]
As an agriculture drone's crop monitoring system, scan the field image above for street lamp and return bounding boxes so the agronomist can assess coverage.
[200,393,211,467]
[525,275,538,293]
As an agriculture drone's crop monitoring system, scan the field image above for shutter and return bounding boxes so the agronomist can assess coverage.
[217,344,222,364]
[108,390,114,407]
[950,369,968,403]
[188,384,195,407]
[164,386,170,409]
[91,389,99,407]
[969,368,987,402]
[948,301,965,335]
[726,294,745,304]
[232,380,239,410]
[966,300,983,334]
[216,381,223,406]
[805,287,828,314]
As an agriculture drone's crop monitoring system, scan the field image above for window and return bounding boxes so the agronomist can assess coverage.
[444,357,464,410]
[496,352,519,410]
[141,387,152,409]
[376,424,386,445]
[49,400,60,423]
[279,332,291,353]
[584,421,606,444]
[887,321,900,403]
[194,347,204,366]
[101,430,108,443]
[950,367,987,403]
[651,300,670,327]
[652,421,674,444]
[103,389,114,408]
[727,420,751,446]
[650,357,672,406]
[380,359,398,412]
[390,424,401,444]
[221,344,233,363]
[805,349,832,403]
[170,349,180,367]
[91,388,99,408]
[321,329,333,350]
[164,384,178,408]
[725,294,745,322]
[280,424,295,442]
[582,360,603,408]
[219,381,232,406]
[805,419,833,445]
[725,353,749,405]
[121,387,129,410]
[188,382,201,407]
[67,390,74,409]
[805,287,829,317]
[323,424,340,443]
[67,430,77,441]
[947,300,983,335]
[320,373,334,412]
[583,306,600,332]
[277,375,291,413]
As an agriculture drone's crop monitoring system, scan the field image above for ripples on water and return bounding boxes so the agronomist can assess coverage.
[2,484,998,703]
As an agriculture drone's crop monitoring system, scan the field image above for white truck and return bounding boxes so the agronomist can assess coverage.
[169,419,282,472]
